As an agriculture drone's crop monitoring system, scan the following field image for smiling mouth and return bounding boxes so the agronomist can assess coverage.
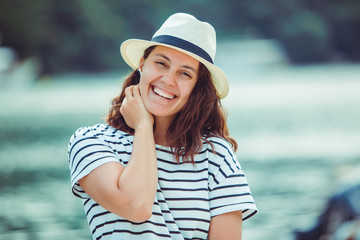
[153,86,176,100]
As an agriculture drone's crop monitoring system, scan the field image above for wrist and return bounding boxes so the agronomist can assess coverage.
[134,121,153,132]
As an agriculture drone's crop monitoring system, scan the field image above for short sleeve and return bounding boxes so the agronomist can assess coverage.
[68,126,120,199]
[208,138,257,220]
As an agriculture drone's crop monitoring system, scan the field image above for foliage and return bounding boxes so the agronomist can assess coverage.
[0,0,359,74]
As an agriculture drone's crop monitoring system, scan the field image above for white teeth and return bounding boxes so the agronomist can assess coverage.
[153,87,175,99]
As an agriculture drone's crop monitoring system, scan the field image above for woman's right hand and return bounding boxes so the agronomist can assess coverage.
[120,85,154,130]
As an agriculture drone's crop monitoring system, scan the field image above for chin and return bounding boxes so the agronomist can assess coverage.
[150,110,177,119]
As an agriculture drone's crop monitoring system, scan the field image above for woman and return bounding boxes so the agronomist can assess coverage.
[68,13,257,240]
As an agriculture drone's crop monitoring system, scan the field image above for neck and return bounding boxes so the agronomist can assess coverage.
[153,116,174,146]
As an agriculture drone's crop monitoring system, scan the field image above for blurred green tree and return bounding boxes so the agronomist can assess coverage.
[0,0,359,75]
[0,0,51,58]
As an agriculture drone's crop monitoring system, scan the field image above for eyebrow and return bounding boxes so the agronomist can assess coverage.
[155,53,198,75]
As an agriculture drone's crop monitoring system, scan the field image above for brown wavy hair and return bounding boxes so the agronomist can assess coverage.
[106,46,237,163]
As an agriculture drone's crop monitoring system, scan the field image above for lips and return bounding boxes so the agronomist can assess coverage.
[152,86,176,100]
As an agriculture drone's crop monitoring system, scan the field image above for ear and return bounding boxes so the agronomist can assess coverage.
[138,57,145,72]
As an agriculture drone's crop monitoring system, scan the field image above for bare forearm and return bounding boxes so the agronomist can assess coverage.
[105,84,157,221]
[209,211,242,240]
[118,124,158,211]
[77,125,157,222]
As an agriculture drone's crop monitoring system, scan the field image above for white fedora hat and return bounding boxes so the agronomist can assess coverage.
[120,13,229,99]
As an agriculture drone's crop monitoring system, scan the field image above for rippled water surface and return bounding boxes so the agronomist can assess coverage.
[1,64,360,240]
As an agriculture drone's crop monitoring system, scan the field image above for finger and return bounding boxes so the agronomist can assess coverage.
[122,96,128,105]
[124,85,135,99]
[133,85,141,98]
[119,97,126,114]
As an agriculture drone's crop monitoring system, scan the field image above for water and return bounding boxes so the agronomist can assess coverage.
[1,64,360,239]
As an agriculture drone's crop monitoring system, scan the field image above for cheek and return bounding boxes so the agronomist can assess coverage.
[182,82,197,98]
[139,69,152,88]
[139,80,147,97]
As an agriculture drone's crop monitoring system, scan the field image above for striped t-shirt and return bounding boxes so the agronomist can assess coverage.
[68,124,257,240]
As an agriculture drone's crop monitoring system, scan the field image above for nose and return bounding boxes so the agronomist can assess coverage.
[161,70,176,86]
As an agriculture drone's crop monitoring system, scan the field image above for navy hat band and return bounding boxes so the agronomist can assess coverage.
[151,35,213,64]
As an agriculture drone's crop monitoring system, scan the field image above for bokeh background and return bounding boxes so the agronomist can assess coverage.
[1,1,360,239]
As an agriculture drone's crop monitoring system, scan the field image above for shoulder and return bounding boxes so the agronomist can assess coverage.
[68,124,133,150]
[204,136,236,160]
[203,136,241,175]
[70,124,130,140]
[68,124,133,170]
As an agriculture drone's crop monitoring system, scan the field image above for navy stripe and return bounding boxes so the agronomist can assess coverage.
[156,156,209,165]
[165,219,176,224]
[86,202,100,216]
[164,197,208,202]
[71,155,115,178]
[89,210,112,225]
[152,211,168,218]
[71,150,114,177]
[157,167,208,174]
[228,173,245,178]
[156,147,173,154]
[158,177,208,183]
[72,188,84,199]
[208,172,218,185]
[213,183,248,191]
[82,128,91,136]
[113,149,132,155]
[173,217,210,223]
[210,201,255,211]
[159,187,208,192]
[157,157,198,165]
[92,219,168,235]
[152,35,213,64]
[210,192,251,201]
[169,207,210,213]
[243,209,258,221]
[219,167,227,178]
[68,136,98,161]
[103,138,131,146]
[84,198,91,205]
[179,227,208,234]
[93,132,116,138]
[210,139,240,170]
[70,142,109,167]
[209,148,225,159]
[97,229,172,240]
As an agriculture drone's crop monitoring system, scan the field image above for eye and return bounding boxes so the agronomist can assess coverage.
[155,61,167,68]
[180,71,192,79]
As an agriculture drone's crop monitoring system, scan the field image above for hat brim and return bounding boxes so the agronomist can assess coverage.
[120,39,229,99]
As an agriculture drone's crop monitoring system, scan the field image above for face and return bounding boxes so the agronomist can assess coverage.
[138,46,199,122]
